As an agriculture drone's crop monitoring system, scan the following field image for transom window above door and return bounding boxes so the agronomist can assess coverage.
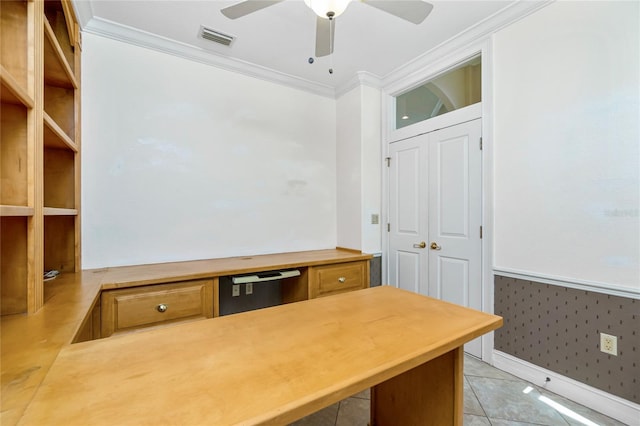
[395,56,482,129]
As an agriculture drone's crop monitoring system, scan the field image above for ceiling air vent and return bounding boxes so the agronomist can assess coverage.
[199,26,235,46]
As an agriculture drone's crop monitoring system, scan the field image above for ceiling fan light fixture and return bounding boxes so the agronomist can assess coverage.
[304,0,351,19]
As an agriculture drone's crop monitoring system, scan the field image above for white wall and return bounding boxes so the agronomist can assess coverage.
[336,87,362,251]
[493,1,639,291]
[360,85,382,254]
[82,33,337,268]
[336,84,382,254]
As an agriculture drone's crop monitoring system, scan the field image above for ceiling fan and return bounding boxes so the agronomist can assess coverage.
[221,0,434,58]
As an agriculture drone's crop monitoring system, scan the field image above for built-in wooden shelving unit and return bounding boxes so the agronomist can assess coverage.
[1,0,81,315]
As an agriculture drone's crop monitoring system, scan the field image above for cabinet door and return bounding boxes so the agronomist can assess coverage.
[101,279,214,337]
[309,261,369,299]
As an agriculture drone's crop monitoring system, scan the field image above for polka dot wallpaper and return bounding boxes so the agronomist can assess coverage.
[494,275,638,404]
[370,255,381,287]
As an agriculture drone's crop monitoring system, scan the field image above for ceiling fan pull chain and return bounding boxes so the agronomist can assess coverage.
[328,13,334,74]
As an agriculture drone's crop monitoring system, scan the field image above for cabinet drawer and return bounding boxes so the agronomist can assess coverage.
[101,279,214,337]
[310,261,369,298]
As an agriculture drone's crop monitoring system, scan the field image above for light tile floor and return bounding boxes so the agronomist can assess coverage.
[291,355,627,426]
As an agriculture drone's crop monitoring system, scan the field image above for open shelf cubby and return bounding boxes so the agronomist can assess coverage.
[1,0,29,93]
[44,0,75,74]
[1,103,29,209]
[44,84,75,141]
[43,147,76,210]
[44,215,76,273]
[1,217,29,315]
[1,66,34,108]
[43,16,76,90]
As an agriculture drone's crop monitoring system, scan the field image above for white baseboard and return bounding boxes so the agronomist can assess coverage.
[492,350,640,425]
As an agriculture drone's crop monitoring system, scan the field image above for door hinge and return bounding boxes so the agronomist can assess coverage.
[480,226,483,239]
[387,223,390,232]
[479,137,483,150]
[385,157,391,167]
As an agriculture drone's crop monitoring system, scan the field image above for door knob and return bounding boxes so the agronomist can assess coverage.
[430,242,441,250]
[413,242,427,249]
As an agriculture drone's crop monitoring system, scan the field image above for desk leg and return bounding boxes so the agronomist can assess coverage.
[371,347,463,426]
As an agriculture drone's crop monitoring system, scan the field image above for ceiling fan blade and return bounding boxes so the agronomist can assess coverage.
[315,16,335,57]
[221,0,285,19]
[362,0,433,24]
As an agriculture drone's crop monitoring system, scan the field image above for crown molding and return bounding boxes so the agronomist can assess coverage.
[71,0,93,30]
[381,0,553,95]
[72,0,552,100]
[335,71,382,98]
[80,16,337,99]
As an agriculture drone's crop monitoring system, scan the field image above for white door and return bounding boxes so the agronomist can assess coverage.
[388,136,428,294]
[388,119,482,357]
[428,119,482,356]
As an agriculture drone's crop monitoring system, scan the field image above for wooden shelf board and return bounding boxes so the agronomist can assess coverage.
[43,19,77,89]
[43,207,78,216]
[0,66,34,108]
[60,0,78,47]
[43,112,77,151]
[0,205,34,217]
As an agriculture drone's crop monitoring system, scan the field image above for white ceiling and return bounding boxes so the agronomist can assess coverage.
[75,0,516,95]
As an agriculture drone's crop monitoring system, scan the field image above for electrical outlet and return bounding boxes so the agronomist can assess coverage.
[245,283,253,295]
[232,284,240,297]
[600,333,617,356]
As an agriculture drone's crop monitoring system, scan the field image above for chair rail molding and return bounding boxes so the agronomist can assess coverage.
[493,267,640,300]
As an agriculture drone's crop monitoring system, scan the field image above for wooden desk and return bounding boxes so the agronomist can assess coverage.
[19,286,502,425]
[1,249,371,425]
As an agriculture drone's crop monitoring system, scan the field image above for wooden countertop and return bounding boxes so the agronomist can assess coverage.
[99,248,372,290]
[0,249,371,425]
[18,286,502,425]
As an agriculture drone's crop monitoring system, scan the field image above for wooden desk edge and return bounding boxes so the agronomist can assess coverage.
[19,287,502,426]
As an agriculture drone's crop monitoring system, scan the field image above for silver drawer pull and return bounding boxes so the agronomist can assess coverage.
[157,304,168,313]
[338,277,346,283]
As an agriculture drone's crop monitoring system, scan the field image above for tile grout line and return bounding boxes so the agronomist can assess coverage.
[464,374,575,426]
[464,373,493,424]
[333,400,341,426]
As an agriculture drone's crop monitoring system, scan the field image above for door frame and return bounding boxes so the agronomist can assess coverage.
[381,40,496,362]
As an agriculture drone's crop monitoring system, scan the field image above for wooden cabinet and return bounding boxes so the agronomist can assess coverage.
[1,0,80,315]
[67,251,372,342]
[101,280,215,337]
[1,0,35,315]
[73,300,101,343]
[97,259,369,337]
[309,261,369,299]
